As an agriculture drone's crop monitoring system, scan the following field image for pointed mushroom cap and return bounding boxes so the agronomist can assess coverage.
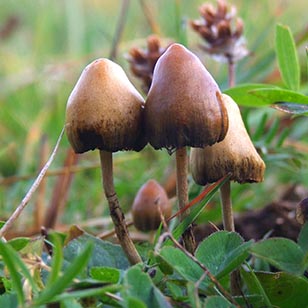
[65,58,146,153]
[144,43,228,153]
[132,179,172,232]
[190,93,265,185]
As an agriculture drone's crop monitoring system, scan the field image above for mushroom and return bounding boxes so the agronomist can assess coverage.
[132,179,172,232]
[144,43,229,252]
[65,58,146,264]
[296,197,308,225]
[190,93,266,231]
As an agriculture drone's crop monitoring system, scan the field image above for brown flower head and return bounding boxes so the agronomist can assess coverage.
[191,0,249,63]
[127,35,169,94]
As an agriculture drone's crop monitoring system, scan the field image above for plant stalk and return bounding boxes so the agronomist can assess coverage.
[227,58,235,88]
[175,147,196,254]
[219,180,234,232]
[99,150,142,265]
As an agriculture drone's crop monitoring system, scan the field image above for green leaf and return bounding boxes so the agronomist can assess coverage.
[7,238,30,251]
[0,240,38,307]
[244,271,308,308]
[250,238,305,274]
[57,298,83,308]
[51,285,121,304]
[63,232,130,271]
[203,296,236,308]
[126,297,147,308]
[298,222,308,253]
[90,266,120,284]
[164,175,230,246]
[0,293,18,308]
[186,281,200,308]
[272,102,308,115]
[196,231,253,279]
[34,242,93,305]
[275,24,300,91]
[250,88,308,105]
[166,281,186,301]
[155,254,174,275]
[159,246,206,288]
[241,265,272,307]
[224,83,277,107]
[122,266,172,308]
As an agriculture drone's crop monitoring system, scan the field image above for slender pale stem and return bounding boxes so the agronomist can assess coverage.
[175,147,196,253]
[228,58,236,88]
[220,180,242,295]
[219,180,234,232]
[99,150,142,265]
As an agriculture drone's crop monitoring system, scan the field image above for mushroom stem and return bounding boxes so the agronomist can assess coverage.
[227,58,236,88]
[175,147,196,253]
[220,180,242,295]
[219,180,235,232]
[99,150,142,265]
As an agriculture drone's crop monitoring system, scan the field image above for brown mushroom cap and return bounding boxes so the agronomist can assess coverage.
[296,197,308,225]
[132,179,172,232]
[65,58,146,153]
[190,93,265,184]
[144,43,228,153]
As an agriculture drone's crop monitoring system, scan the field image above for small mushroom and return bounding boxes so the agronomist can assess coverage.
[296,197,308,225]
[65,58,146,264]
[190,93,265,231]
[132,179,172,232]
[145,43,229,252]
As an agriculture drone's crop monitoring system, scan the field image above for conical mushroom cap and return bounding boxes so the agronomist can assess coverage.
[65,58,146,153]
[144,43,228,153]
[190,93,265,185]
[132,179,172,232]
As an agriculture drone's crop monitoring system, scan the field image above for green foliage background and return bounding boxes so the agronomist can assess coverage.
[0,0,308,234]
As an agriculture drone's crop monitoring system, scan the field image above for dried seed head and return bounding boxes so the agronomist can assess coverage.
[191,0,249,63]
[127,35,168,94]
[296,197,308,224]
[65,58,146,153]
[132,179,172,232]
[190,93,265,185]
[144,43,228,153]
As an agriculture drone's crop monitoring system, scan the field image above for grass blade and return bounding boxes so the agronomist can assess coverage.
[45,234,63,287]
[0,241,25,306]
[34,241,93,305]
[275,24,300,91]
[164,174,231,246]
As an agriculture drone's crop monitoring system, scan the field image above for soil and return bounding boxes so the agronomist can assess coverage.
[194,184,307,243]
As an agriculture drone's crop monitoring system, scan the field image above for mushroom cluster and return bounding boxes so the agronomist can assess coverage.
[65,42,265,261]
